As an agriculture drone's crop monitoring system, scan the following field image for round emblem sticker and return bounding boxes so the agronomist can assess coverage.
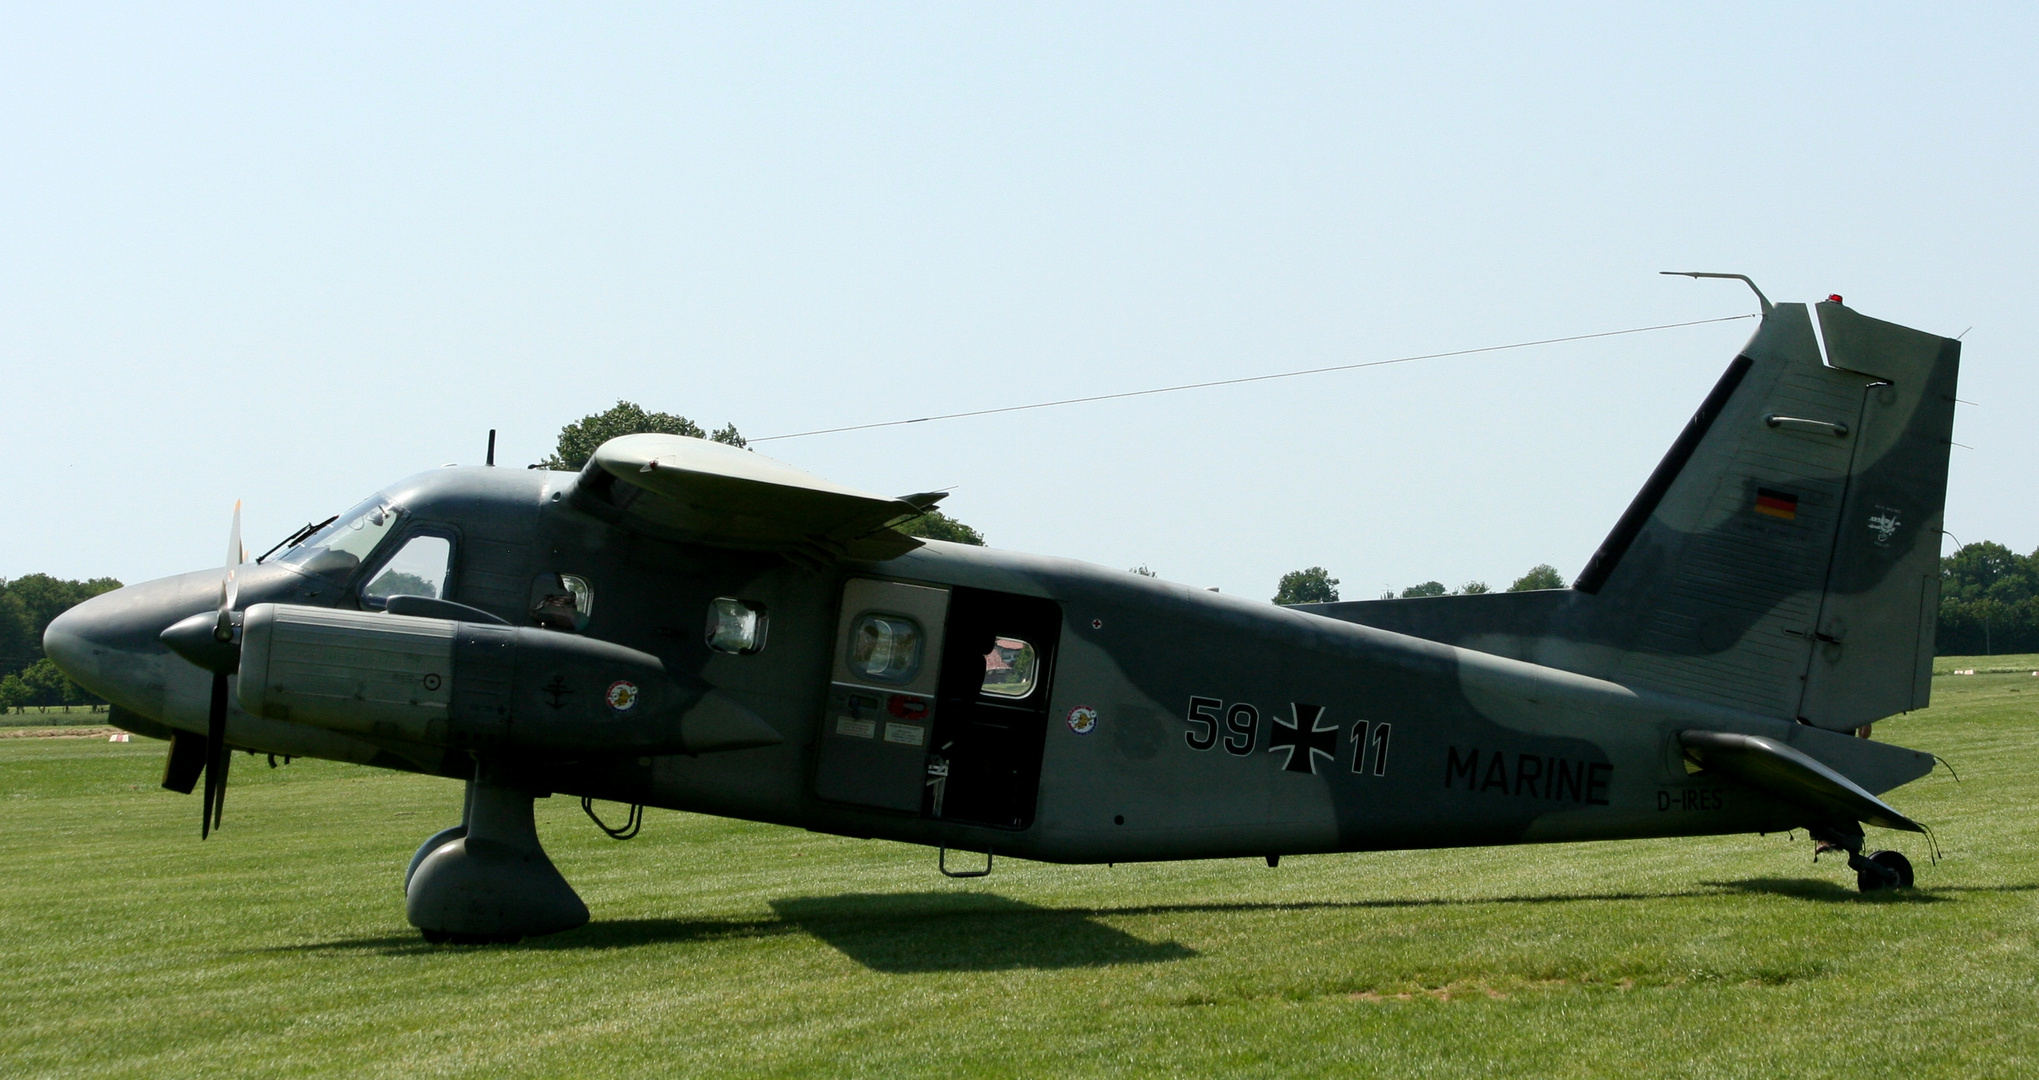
[606,680,640,713]
[1066,705,1098,735]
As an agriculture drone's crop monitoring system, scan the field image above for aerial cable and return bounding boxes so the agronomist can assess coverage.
[750,312,1759,444]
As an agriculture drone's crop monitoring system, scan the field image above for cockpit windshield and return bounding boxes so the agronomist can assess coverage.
[276,495,401,580]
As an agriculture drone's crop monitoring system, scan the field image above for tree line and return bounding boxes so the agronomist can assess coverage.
[1936,541,2039,655]
[1272,544,2039,659]
[1272,564,1565,606]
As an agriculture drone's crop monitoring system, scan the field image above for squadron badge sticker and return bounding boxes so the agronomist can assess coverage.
[606,680,640,713]
[1066,704,1098,735]
[1868,506,1902,546]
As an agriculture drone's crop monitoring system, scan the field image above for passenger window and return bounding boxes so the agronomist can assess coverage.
[705,598,768,654]
[362,534,452,607]
[848,613,922,683]
[980,637,1039,698]
[530,573,595,632]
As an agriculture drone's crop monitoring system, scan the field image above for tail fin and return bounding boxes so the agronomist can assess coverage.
[1310,300,1961,730]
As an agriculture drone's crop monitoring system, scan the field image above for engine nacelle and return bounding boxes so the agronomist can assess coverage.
[236,603,781,756]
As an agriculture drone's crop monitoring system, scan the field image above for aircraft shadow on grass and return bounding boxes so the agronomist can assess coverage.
[763,893,1197,972]
[265,880,2039,959]
[1699,877,2027,903]
[257,893,1199,969]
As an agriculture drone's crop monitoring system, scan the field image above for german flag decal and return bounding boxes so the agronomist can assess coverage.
[1754,487,1798,521]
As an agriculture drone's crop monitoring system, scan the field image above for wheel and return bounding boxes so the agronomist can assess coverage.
[1856,849,1914,892]
[1870,849,1914,888]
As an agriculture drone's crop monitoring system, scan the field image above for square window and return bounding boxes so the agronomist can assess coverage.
[980,637,1039,698]
[530,573,594,632]
[707,598,768,655]
[846,613,921,682]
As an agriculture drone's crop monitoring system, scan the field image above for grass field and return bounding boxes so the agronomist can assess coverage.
[3,660,2036,1078]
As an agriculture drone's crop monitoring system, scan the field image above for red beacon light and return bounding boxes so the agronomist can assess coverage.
[1826,294,1844,304]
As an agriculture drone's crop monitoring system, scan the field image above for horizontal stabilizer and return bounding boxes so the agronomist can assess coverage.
[1678,729,1923,833]
[587,434,926,551]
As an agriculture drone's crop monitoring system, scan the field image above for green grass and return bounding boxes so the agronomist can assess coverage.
[1936,652,2039,676]
[3,673,2037,1079]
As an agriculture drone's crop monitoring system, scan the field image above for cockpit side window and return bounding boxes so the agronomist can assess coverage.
[278,496,401,581]
[361,532,455,609]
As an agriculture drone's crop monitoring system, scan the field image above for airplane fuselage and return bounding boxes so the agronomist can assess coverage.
[59,463,1875,866]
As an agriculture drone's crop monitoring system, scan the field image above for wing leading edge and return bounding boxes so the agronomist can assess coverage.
[581,434,941,554]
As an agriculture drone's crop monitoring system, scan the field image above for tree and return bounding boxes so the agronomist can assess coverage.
[1459,581,1490,595]
[1941,541,2034,601]
[1129,565,1157,577]
[1508,564,1566,592]
[893,509,985,546]
[19,658,79,707]
[534,401,747,471]
[1274,567,1340,605]
[365,572,438,602]
[1400,581,1448,598]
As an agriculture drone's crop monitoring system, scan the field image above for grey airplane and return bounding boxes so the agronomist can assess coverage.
[45,290,1959,941]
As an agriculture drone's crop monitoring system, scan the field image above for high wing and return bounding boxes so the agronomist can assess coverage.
[578,434,944,555]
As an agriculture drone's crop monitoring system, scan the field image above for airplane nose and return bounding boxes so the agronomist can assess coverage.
[42,570,223,716]
[40,606,96,688]
[41,607,95,695]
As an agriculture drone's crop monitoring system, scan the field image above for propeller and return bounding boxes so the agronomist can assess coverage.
[161,501,245,838]
[203,502,242,838]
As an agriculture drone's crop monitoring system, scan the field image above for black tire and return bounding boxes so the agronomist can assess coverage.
[1870,849,1915,888]
[1857,849,1914,892]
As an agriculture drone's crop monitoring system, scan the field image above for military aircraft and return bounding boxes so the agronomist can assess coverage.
[45,289,1960,941]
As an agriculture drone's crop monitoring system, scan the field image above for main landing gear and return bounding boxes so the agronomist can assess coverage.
[1808,823,1915,893]
[405,769,589,943]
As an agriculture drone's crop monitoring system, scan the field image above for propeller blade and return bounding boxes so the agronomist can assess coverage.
[216,500,242,641]
[201,671,229,838]
[214,732,230,832]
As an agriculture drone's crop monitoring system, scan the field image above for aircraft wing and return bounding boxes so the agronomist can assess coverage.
[585,434,939,554]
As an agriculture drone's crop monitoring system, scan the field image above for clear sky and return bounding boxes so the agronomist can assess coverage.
[4,4,2032,598]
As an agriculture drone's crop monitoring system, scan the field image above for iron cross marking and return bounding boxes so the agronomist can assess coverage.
[1268,703,1337,774]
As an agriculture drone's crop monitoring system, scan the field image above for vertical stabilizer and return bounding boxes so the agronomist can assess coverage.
[1304,300,1960,730]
